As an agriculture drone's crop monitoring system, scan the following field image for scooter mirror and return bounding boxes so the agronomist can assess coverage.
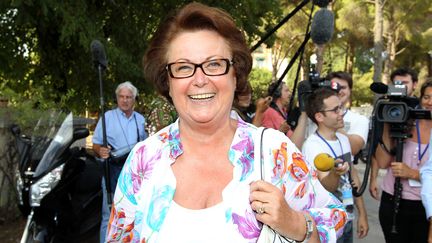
[73,128,89,140]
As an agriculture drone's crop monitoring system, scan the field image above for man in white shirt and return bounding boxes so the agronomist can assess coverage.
[305,72,369,156]
[302,88,368,243]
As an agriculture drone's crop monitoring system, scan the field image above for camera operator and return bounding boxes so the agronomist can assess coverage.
[391,67,419,97]
[262,82,292,134]
[370,68,419,199]
[262,81,308,148]
[374,81,432,243]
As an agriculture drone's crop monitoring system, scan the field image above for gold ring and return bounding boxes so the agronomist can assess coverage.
[257,204,265,214]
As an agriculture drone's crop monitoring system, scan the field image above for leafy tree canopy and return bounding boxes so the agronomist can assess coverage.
[0,0,282,113]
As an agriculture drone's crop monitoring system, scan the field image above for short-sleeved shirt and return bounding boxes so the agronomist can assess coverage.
[382,140,429,201]
[92,108,147,152]
[421,131,432,219]
[302,132,354,220]
[262,107,293,137]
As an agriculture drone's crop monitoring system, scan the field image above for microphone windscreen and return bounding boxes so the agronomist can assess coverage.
[370,82,388,94]
[91,40,108,69]
[310,8,334,45]
[314,153,335,171]
[312,0,330,8]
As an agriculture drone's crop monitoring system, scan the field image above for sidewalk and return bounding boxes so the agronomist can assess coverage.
[353,162,385,243]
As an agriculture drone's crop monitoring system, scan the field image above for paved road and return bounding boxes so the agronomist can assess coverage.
[353,163,386,243]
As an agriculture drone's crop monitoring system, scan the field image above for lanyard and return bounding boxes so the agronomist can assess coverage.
[416,120,429,162]
[342,108,348,117]
[315,131,343,158]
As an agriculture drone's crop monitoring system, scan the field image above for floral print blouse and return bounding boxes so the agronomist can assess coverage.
[106,117,347,243]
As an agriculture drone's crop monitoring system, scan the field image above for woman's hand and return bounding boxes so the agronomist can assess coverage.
[369,177,380,200]
[255,96,271,114]
[250,180,309,241]
[390,162,417,179]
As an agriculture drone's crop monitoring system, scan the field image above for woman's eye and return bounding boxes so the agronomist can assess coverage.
[176,65,193,72]
[206,61,222,69]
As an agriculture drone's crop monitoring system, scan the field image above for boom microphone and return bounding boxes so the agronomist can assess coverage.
[370,82,388,94]
[91,40,108,70]
[312,0,331,8]
[314,153,335,171]
[310,8,334,45]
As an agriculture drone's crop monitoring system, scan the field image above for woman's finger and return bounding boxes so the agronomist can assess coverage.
[250,180,274,193]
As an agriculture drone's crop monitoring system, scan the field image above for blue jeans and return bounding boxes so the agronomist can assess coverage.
[337,220,353,243]
[100,178,111,243]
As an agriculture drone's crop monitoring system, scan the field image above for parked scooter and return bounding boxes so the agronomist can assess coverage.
[11,111,102,243]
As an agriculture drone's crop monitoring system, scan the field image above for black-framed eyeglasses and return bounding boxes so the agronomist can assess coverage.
[166,58,234,79]
[319,105,343,114]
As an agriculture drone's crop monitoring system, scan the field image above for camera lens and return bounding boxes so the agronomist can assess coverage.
[387,106,402,119]
[376,101,408,123]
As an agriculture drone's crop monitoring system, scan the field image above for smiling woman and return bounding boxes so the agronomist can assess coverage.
[105,2,347,243]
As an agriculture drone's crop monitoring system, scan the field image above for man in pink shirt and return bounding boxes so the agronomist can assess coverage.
[262,82,308,148]
[262,82,292,136]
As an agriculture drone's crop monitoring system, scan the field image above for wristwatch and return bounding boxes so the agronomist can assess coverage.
[297,213,314,243]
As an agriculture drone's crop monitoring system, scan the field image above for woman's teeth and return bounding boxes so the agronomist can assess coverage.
[189,93,215,100]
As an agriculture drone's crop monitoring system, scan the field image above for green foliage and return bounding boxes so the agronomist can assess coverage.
[248,68,273,100]
[351,71,374,107]
[0,87,63,133]
[0,0,282,114]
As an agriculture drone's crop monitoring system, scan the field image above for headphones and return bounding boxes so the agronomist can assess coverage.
[268,81,283,100]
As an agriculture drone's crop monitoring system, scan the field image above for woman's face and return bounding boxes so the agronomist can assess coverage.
[421,86,432,110]
[166,30,236,126]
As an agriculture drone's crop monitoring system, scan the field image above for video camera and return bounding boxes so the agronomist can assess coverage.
[371,81,430,124]
[307,54,339,92]
[297,55,339,111]
[308,63,339,92]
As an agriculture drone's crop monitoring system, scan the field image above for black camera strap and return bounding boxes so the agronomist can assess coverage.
[270,102,287,120]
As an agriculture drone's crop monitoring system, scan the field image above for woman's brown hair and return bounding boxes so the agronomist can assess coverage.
[143,2,252,103]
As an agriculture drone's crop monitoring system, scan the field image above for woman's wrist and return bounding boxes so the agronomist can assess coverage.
[411,169,420,180]
[281,211,314,242]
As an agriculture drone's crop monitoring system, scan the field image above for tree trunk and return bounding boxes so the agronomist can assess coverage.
[382,6,398,84]
[0,107,20,220]
[428,52,432,78]
[372,0,385,85]
[315,44,325,74]
[346,42,355,74]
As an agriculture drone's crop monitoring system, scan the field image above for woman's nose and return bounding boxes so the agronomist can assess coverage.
[192,67,209,87]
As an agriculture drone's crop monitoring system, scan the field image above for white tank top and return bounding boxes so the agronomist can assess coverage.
[157,201,235,243]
